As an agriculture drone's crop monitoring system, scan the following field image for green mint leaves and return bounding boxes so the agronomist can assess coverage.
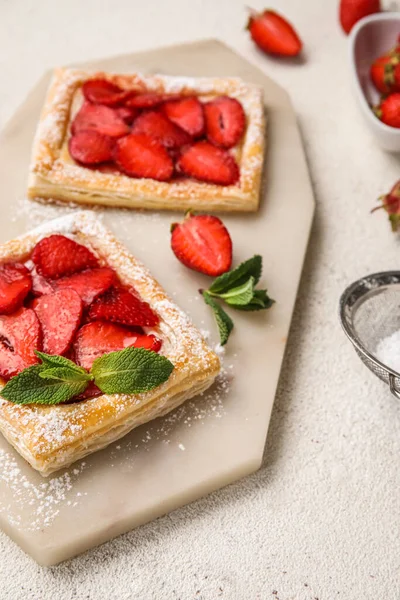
[91,347,174,395]
[201,255,274,346]
[1,348,174,406]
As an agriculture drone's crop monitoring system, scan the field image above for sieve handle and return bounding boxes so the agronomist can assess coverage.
[388,374,400,400]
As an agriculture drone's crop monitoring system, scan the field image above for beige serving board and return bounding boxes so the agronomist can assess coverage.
[0,40,314,565]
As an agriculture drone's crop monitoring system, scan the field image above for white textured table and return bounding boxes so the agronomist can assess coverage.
[0,0,399,598]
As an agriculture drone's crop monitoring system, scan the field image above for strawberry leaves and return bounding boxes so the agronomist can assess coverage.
[1,349,174,405]
[201,255,274,345]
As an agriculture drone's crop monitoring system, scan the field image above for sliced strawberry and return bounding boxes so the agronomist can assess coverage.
[32,235,99,279]
[31,269,55,297]
[88,286,159,327]
[0,263,32,314]
[82,79,130,106]
[116,106,139,124]
[204,96,246,148]
[247,8,303,56]
[74,321,162,370]
[125,93,174,109]
[69,130,114,166]
[32,289,83,356]
[132,111,191,149]
[171,212,232,276]
[0,308,41,379]
[177,141,240,186]
[114,133,173,181]
[162,96,205,137]
[71,102,130,138]
[55,267,116,306]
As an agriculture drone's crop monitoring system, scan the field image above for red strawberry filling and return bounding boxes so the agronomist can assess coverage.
[0,263,32,314]
[75,322,161,370]
[0,308,41,379]
[32,289,83,356]
[0,235,162,399]
[67,77,245,185]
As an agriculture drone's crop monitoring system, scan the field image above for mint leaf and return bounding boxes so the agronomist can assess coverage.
[217,276,255,307]
[202,292,234,346]
[35,351,87,373]
[91,347,174,395]
[1,365,89,405]
[208,255,262,294]
[39,367,92,383]
[233,289,275,311]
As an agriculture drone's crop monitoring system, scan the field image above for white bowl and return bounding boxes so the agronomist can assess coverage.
[349,12,400,152]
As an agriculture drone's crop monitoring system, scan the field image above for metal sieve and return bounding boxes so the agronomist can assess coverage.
[339,271,400,399]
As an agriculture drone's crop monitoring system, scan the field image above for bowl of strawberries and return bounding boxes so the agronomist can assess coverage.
[350,12,400,152]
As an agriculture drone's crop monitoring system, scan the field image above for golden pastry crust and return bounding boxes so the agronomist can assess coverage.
[27,68,266,212]
[0,212,220,476]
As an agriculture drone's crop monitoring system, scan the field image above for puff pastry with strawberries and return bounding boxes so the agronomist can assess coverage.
[0,212,220,476]
[28,68,266,212]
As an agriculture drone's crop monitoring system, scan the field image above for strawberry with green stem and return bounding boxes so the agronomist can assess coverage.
[372,180,400,232]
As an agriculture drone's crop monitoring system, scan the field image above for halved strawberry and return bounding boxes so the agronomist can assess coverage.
[32,289,83,356]
[74,321,162,370]
[116,106,139,124]
[171,212,232,276]
[132,111,191,149]
[82,79,130,106]
[71,102,130,138]
[125,92,174,109]
[72,381,102,401]
[55,267,116,306]
[204,96,246,148]
[88,286,159,327]
[162,96,205,137]
[69,130,114,166]
[0,308,41,379]
[114,133,173,181]
[177,141,240,186]
[0,263,32,314]
[32,235,99,279]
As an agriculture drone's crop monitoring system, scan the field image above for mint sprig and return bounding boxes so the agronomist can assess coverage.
[92,347,174,395]
[201,255,274,345]
[1,348,174,406]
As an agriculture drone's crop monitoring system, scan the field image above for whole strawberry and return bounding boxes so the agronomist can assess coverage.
[339,0,381,34]
[246,8,302,57]
[374,93,400,128]
[370,41,400,94]
[372,180,400,231]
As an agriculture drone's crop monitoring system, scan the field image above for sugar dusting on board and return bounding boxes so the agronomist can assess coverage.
[0,450,87,531]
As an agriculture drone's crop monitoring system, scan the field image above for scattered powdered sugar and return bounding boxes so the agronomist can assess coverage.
[0,448,87,531]
[375,329,400,372]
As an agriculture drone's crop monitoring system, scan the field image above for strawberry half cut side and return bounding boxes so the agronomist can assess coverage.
[204,96,246,148]
[82,79,130,107]
[132,111,191,149]
[74,321,162,370]
[32,235,99,279]
[162,96,205,138]
[71,102,130,138]
[171,212,232,276]
[55,267,117,306]
[32,289,83,356]
[69,130,114,166]
[0,263,32,314]
[88,286,159,327]
[114,133,174,181]
[177,141,240,186]
[0,308,41,379]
